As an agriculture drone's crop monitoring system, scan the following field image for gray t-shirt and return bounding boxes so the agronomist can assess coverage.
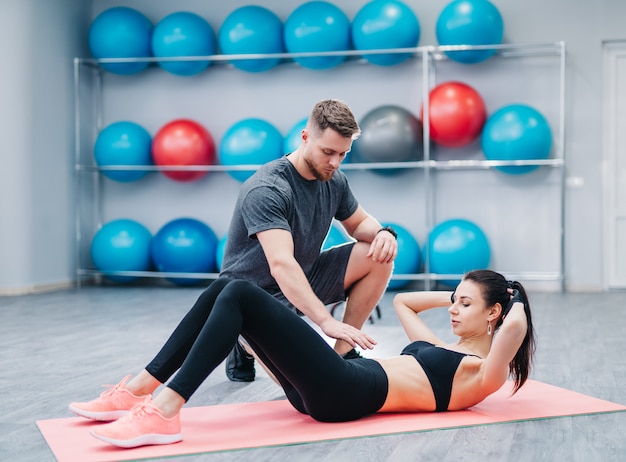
[220,156,358,291]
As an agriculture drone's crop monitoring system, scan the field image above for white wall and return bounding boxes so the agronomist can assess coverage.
[2,0,624,293]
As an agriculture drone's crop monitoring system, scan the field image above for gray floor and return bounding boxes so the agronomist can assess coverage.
[1,283,625,461]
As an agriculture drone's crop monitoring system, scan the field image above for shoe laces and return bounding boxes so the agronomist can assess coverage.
[99,374,131,398]
[119,396,156,423]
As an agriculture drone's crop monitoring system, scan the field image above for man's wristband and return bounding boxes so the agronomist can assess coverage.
[377,226,398,240]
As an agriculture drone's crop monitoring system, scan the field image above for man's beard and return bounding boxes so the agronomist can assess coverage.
[304,157,334,182]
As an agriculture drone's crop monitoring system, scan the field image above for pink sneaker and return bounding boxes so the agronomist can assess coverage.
[90,396,182,448]
[68,375,146,421]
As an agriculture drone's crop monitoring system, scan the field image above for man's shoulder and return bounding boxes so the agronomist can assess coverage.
[245,157,291,185]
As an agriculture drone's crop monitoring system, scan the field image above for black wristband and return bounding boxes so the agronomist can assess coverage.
[377,226,398,240]
[504,289,524,315]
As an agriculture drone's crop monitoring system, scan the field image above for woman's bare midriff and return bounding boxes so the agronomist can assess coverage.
[375,354,489,413]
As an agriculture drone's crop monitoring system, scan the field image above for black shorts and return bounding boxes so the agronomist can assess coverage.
[270,242,354,309]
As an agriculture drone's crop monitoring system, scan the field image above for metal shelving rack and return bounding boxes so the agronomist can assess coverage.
[74,42,566,290]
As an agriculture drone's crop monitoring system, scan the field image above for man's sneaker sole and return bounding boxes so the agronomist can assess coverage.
[89,429,183,448]
[68,405,129,421]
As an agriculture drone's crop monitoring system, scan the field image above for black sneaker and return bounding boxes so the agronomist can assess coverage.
[225,341,255,382]
[341,348,364,360]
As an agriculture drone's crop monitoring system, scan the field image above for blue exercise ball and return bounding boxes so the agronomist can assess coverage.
[151,218,218,285]
[481,104,552,175]
[351,105,423,175]
[382,222,420,290]
[219,118,284,182]
[284,1,351,70]
[151,12,216,76]
[94,121,152,182]
[88,7,153,75]
[351,0,420,66]
[215,234,228,271]
[322,223,352,250]
[283,117,307,154]
[218,6,284,72]
[427,218,490,287]
[90,219,153,283]
[436,0,504,64]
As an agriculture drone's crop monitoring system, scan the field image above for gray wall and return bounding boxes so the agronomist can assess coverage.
[0,0,90,294]
[1,0,624,293]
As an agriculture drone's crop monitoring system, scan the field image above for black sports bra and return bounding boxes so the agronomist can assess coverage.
[400,340,479,412]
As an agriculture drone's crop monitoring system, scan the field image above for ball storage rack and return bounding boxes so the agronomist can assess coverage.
[74,42,566,290]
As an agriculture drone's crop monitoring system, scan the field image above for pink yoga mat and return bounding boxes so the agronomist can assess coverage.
[37,380,626,462]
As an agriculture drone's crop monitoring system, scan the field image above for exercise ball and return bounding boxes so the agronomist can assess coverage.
[152,119,216,182]
[481,104,552,175]
[351,105,423,174]
[94,121,152,182]
[427,218,490,286]
[284,1,351,70]
[436,0,504,64]
[151,12,216,76]
[424,81,486,148]
[88,7,153,75]
[218,6,284,72]
[382,222,420,290]
[151,218,218,285]
[90,218,152,283]
[351,0,420,66]
[322,223,352,250]
[219,118,283,182]
[215,234,228,271]
[283,117,307,154]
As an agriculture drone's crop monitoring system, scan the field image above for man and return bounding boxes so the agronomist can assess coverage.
[220,99,398,381]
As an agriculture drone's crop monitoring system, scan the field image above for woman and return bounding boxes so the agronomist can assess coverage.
[69,270,535,448]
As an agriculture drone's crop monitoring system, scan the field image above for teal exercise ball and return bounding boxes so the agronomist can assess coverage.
[427,218,490,287]
[383,222,421,290]
[94,121,152,182]
[151,12,216,76]
[436,0,504,64]
[90,219,153,283]
[219,118,284,182]
[284,1,351,70]
[481,104,552,175]
[215,234,228,271]
[322,223,352,250]
[283,117,307,154]
[88,7,153,75]
[151,218,218,285]
[351,0,420,66]
[218,5,284,72]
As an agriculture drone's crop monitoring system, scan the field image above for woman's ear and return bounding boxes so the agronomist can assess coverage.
[487,303,503,322]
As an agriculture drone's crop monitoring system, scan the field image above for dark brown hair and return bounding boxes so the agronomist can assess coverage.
[463,269,536,393]
[308,99,361,140]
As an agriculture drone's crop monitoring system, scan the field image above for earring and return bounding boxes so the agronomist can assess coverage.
[487,322,492,336]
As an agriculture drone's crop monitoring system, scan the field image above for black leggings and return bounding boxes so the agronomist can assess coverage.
[145,278,389,422]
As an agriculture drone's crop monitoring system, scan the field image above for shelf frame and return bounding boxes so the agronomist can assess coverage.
[74,41,567,290]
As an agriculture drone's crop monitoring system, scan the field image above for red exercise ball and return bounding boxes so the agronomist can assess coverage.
[422,81,486,148]
[152,119,216,181]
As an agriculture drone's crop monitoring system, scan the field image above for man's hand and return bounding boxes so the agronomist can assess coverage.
[366,230,398,264]
[318,317,377,351]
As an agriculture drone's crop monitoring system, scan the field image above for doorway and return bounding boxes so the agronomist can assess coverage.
[603,40,626,289]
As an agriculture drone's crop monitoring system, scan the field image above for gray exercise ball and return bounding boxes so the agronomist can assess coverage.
[351,105,424,173]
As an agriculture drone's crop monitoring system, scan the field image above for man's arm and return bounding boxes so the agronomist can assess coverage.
[341,205,397,264]
[256,228,377,351]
